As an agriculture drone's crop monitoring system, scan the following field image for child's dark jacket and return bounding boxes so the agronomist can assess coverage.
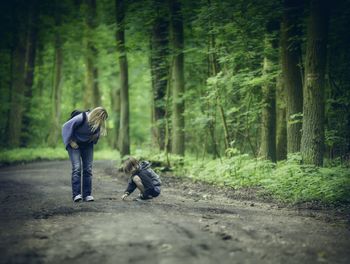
[125,161,161,194]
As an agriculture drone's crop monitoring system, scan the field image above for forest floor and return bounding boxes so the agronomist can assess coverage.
[0,160,349,264]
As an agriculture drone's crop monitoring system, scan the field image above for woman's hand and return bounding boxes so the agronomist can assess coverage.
[121,193,129,200]
[70,140,79,149]
[89,133,99,143]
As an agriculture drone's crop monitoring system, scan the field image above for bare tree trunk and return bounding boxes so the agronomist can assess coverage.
[164,60,173,167]
[260,35,277,162]
[110,86,120,149]
[48,14,63,147]
[150,0,169,150]
[36,45,44,97]
[217,96,230,150]
[169,0,185,156]
[116,0,130,156]
[282,0,303,154]
[210,1,231,155]
[7,5,28,147]
[21,0,38,146]
[276,21,287,160]
[207,0,224,156]
[301,0,330,166]
[276,72,287,160]
[84,0,101,108]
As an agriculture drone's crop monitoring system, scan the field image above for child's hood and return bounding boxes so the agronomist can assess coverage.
[140,160,151,170]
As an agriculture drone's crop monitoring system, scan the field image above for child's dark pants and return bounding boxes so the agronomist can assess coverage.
[141,186,161,200]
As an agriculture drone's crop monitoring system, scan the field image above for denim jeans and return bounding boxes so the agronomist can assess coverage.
[67,143,94,199]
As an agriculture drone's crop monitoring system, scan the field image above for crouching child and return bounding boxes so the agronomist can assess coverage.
[121,157,161,201]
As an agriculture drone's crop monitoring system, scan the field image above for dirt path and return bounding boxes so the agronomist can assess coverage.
[0,160,349,264]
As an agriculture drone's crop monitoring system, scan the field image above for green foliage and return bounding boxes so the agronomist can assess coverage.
[0,0,348,158]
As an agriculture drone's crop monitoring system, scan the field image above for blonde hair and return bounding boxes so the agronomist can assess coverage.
[88,106,108,136]
[123,156,140,175]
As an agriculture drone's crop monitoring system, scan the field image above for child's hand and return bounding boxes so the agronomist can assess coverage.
[121,193,128,200]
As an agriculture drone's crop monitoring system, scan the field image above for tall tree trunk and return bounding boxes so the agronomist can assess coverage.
[150,0,169,150]
[84,0,101,108]
[217,95,230,150]
[282,0,303,154]
[276,72,287,160]
[4,47,14,147]
[116,0,130,156]
[110,86,120,149]
[48,15,63,147]
[301,0,330,166]
[170,0,185,156]
[276,21,287,160]
[21,0,38,146]
[260,35,277,162]
[164,61,172,166]
[207,1,229,155]
[7,6,28,147]
[36,44,45,97]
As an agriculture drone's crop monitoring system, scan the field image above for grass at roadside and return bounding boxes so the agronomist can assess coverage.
[0,147,120,165]
[133,149,350,205]
[1,147,349,205]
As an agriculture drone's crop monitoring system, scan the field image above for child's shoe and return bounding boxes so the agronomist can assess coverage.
[133,193,143,201]
[133,193,152,201]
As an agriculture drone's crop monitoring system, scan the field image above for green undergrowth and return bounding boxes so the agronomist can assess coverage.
[0,147,120,165]
[133,149,350,205]
[2,147,349,205]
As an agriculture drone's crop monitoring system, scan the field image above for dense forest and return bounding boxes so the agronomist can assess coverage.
[0,0,349,202]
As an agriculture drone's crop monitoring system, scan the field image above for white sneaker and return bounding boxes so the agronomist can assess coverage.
[84,195,94,202]
[73,194,82,202]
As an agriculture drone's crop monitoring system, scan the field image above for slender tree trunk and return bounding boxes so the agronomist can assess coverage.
[276,108,287,160]
[48,15,63,147]
[282,0,303,154]
[206,0,224,156]
[209,36,230,152]
[150,1,169,150]
[170,0,185,156]
[260,35,277,162]
[116,0,130,156]
[36,46,44,97]
[301,0,330,166]
[84,0,101,108]
[276,21,287,160]
[164,60,173,167]
[21,1,38,146]
[111,86,120,149]
[7,6,28,147]
[207,109,219,158]
[276,73,287,160]
[217,95,230,150]
[4,47,14,147]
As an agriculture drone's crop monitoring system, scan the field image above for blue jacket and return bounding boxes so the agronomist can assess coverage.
[61,112,100,149]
